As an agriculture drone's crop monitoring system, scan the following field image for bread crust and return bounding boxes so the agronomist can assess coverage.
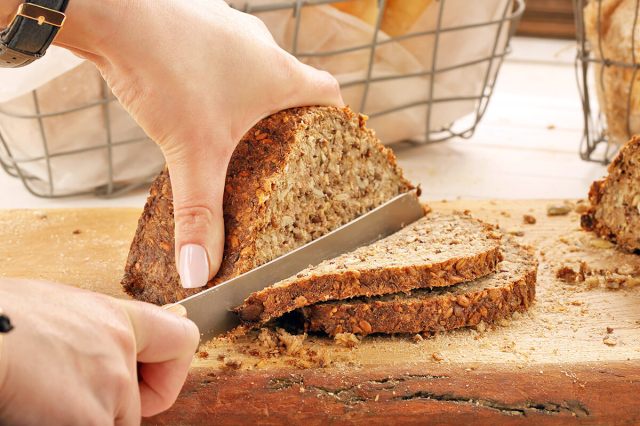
[302,239,537,336]
[122,106,413,304]
[581,135,640,252]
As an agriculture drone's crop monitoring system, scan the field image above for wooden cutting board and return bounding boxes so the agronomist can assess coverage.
[1,200,639,425]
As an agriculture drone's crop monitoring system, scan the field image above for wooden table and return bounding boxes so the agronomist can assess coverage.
[1,200,639,424]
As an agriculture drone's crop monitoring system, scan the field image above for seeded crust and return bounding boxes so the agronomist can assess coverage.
[235,213,503,325]
[301,238,536,336]
[581,135,640,253]
[122,106,413,304]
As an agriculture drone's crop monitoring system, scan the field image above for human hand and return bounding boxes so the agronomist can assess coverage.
[51,0,344,288]
[0,279,199,425]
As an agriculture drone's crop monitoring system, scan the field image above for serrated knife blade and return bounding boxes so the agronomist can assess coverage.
[173,190,425,341]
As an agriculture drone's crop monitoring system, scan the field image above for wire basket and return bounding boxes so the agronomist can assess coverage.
[0,0,524,198]
[574,0,638,164]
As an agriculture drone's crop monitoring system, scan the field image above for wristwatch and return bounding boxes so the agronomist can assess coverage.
[0,0,69,68]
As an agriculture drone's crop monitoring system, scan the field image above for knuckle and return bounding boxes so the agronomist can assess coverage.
[112,324,137,357]
[173,204,216,237]
[112,369,133,397]
[244,13,267,30]
[325,74,342,96]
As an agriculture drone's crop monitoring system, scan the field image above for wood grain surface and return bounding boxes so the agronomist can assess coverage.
[1,200,639,424]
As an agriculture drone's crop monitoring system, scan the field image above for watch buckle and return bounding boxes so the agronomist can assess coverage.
[12,3,66,28]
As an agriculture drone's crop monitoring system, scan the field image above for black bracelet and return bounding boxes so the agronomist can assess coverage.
[0,314,13,333]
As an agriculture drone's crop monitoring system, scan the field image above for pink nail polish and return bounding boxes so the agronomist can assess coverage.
[179,244,209,289]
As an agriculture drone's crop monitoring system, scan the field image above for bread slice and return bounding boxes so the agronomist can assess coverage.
[302,238,536,336]
[581,135,640,252]
[235,213,503,325]
[122,107,413,304]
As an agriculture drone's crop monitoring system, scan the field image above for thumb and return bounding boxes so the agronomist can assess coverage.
[117,299,200,417]
[162,137,232,289]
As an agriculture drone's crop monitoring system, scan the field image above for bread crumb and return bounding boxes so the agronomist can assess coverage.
[606,327,614,334]
[197,351,209,359]
[277,328,307,356]
[507,228,525,237]
[72,229,82,235]
[575,203,590,214]
[589,238,615,249]
[523,214,537,225]
[412,334,424,343]
[556,266,582,284]
[547,204,572,216]
[603,336,617,346]
[223,359,242,370]
[432,352,444,361]
[257,328,278,350]
[334,332,360,348]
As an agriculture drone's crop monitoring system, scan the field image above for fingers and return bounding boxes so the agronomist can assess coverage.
[118,299,200,417]
[161,136,233,288]
[281,59,344,110]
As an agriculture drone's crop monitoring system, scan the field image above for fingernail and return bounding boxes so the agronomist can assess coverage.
[163,303,188,318]
[179,244,209,289]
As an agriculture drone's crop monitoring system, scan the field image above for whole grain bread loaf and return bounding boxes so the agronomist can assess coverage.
[301,238,536,336]
[235,213,503,325]
[122,107,413,304]
[581,135,640,252]
[584,0,640,146]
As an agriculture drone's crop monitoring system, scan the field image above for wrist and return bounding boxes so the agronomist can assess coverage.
[55,0,128,56]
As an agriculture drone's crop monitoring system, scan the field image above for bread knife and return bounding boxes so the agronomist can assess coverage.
[171,189,425,341]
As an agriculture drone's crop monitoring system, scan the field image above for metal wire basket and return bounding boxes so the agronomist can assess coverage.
[0,0,524,198]
[574,0,638,164]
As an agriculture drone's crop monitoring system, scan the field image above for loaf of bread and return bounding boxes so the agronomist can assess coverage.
[333,0,433,36]
[581,135,640,252]
[584,0,640,145]
[235,213,503,325]
[302,238,536,336]
[122,107,413,304]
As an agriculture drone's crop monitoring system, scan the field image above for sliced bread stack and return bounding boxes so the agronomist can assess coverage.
[301,237,536,336]
[123,106,537,336]
[235,213,537,335]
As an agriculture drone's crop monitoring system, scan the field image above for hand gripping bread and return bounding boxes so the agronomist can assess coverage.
[235,213,503,325]
[302,238,537,336]
[581,135,640,252]
[122,107,413,304]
